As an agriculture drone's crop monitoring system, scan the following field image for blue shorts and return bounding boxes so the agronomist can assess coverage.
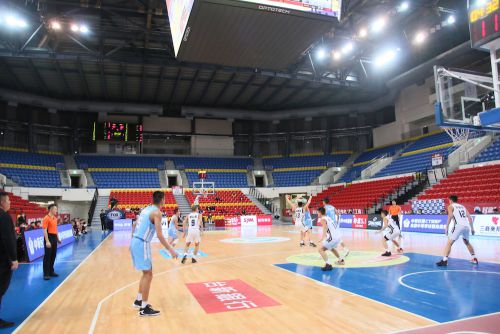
[168,228,178,239]
[130,237,152,271]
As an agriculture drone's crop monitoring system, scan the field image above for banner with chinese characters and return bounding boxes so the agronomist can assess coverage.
[186,279,280,313]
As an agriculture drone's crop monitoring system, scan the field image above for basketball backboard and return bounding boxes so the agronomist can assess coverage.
[434,66,500,133]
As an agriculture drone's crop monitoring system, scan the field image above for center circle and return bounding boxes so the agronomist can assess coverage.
[220,236,290,244]
[286,251,410,268]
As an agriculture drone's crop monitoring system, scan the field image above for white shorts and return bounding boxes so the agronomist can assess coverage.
[449,224,470,241]
[384,228,400,241]
[186,230,201,243]
[322,238,341,250]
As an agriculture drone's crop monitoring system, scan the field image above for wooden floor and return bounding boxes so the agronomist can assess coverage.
[14,226,500,334]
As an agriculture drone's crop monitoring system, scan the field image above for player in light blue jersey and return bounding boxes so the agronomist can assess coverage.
[167,208,180,247]
[322,198,350,257]
[130,191,177,317]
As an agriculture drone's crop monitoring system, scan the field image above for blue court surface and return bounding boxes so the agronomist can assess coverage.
[0,230,110,333]
[275,253,500,323]
[160,248,208,259]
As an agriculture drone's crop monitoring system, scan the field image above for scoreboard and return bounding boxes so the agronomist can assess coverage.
[93,122,143,142]
[469,0,500,49]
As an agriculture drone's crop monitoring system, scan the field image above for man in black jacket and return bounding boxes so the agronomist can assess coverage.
[0,192,18,329]
[99,209,106,231]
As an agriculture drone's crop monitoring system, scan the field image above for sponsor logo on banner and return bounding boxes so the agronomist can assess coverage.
[352,214,368,229]
[241,215,257,227]
[258,5,291,14]
[257,215,272,225]
[23,224,75,262]
[367,215,383,230]
[186,279,280,314]
[225,216,241,227]
[113,218,133,231]
[472,215,500,237]
[339,215,353,228]
[172,186,183,195]
[401,215,447,234]
[106,210,125,220]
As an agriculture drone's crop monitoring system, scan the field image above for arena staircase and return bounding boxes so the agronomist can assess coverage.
[174,193,192,217]
[91,195,110,226]
[158,171,168,188]
[245,191,273,216]
[64,155,78,170]
[179,171,189,187]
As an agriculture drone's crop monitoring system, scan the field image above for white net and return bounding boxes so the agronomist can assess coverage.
[443,127,470,146]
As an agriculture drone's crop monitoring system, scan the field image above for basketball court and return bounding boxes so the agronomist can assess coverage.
[1,226,498,333]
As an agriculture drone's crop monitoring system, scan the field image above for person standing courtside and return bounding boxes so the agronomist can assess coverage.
[100,209,106,231]
[0,192,18,329]
[43,204,61,280]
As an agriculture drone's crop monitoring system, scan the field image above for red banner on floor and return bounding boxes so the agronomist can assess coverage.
[186,279,280,314]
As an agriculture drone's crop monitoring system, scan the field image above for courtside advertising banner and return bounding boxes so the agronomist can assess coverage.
[352,214,368,229]
[339,215,353,228]
[256,215,272,225]
[401,215,447,234]
[23,224,75,262]
[367,214,384,230]
[113,218,133,231]
[241,215,257,227]
[472,215,500,237]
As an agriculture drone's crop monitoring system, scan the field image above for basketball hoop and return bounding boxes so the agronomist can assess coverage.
[442,127,470,146]
[442,126,483,146]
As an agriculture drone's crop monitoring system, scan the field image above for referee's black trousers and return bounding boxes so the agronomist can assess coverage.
[43,233,58,277]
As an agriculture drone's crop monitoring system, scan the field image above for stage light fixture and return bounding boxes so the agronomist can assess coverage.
[342,42,354,54]
[5,15,27,29]
[316,48,327,60]
[79,25,89,33]
[358,28,368,38]
[374,49,398,67]
[333,51,341,60]
[447,15,456,25]
[50,21,61,30]
[70,24,79,32]
[371,17,387,33]
[413,31,427,44]
[398,2,409,12]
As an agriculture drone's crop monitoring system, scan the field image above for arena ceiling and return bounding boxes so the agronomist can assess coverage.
[0,0,490,114]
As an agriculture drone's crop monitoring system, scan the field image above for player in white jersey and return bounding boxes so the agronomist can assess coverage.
[378,210,403,257]
[322,198,350,257]
[286,195,316,247]
[181,205,203,264]
[130,191,177,316]
[436,195,478,266]
[317,207,345,271]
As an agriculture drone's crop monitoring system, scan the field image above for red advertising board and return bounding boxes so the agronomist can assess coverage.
[257,215,272,225]
[352,214,368,229]
[221,215,273,227]
[186,279,280,314]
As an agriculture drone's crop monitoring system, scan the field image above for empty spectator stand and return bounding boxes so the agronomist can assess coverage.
[75,155,163,188]
[184,189,263,224]
[109,190,178,216]
[339,142,409,183]
[311,176,414,213]
[172,156,253,188]
[309,184,346,209]
[418,164,500,204]
[374,132,457,178]
[0,147,64,187]
[264,152,351,187]
[472,137,500,163]
[6,192,47,223]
